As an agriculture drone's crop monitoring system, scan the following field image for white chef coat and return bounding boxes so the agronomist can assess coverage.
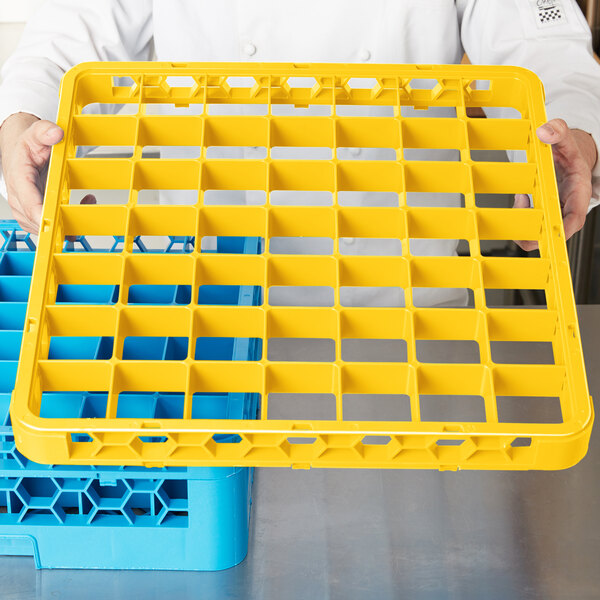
[1,0,600,307]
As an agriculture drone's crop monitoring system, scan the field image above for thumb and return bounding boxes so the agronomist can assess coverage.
[536,119,569,145]
[23,120,64,163]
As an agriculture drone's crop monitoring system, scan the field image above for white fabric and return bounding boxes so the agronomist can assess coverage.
[0,0,599,307]
[459,0,600,209]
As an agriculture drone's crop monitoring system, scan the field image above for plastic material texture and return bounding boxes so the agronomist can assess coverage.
[11,62,593,470]
[0,221,258,570]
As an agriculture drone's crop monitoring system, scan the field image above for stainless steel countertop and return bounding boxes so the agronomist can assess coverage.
[3,306,600,600]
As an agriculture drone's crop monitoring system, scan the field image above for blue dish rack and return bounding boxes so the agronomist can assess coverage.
[0,221,261,570]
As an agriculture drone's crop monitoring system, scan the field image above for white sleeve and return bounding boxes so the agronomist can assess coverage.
[0,0,153,200]
[0,0,153,126]
[458,0,600,211]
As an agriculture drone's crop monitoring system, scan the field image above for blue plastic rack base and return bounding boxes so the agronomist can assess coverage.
[0,221,261,570]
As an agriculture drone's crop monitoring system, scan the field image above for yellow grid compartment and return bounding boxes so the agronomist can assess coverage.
[11,62,593,470]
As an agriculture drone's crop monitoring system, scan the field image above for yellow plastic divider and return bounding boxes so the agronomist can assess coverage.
[10,62,593,470]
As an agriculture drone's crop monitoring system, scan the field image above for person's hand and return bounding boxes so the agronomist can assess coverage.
[0,112,64,234]
[514,118,598,251]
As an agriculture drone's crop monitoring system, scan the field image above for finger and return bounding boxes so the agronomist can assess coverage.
[536,119,581,165]
[12,211,38,235]
[515,240,539,251]
[9,204,37,235]
[5,123,62,233]
[23,120,64,166]
[17,221,38,236]
[9,162,45,231]
[513,193,531,209]
[562,186,588,239]
[6,194,36,229]
[65,195,97,242]
[512,194,539,251]
[559,173,591,240]
[562,212,586,239]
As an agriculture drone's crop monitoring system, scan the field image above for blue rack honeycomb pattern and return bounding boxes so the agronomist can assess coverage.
[0,220,261,570]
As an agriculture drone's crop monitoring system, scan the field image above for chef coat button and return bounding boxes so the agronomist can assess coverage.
[244,43,257,56]
[359,49,371,62]
[349,147,361,157]
[342,237,356,245]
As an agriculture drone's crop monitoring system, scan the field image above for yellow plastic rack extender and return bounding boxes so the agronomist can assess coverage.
[10,62,593,469]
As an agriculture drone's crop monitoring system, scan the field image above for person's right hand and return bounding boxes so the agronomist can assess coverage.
[0,112,64,234]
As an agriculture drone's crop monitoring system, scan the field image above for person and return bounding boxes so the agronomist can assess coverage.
[0,0,599,308]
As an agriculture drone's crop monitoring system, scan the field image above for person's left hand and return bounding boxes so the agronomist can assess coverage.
[513,118,598,251]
